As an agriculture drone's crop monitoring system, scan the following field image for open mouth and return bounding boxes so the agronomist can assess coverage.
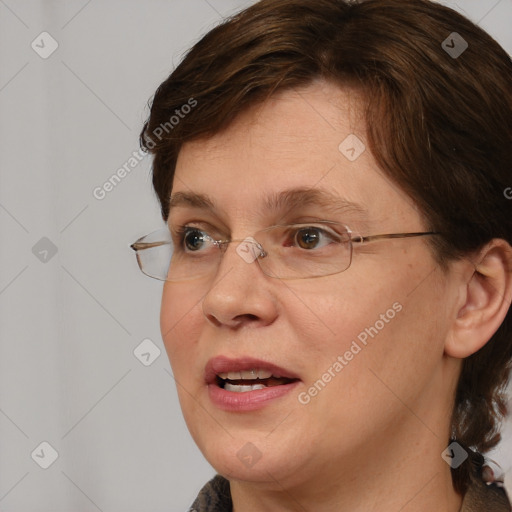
[205,356,301,410]
[215,370,299,393]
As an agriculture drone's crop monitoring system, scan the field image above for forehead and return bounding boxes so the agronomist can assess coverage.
[171,81,421,231]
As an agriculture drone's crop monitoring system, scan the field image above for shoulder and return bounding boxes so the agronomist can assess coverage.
[189,474,232,512]
[461,473,511,512]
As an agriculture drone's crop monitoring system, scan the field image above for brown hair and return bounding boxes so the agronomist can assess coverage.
[140,0,512,494]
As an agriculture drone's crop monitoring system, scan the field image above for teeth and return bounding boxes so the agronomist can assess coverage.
[218,369,273,380]
[224,383,266,392]
[240,369,273,379]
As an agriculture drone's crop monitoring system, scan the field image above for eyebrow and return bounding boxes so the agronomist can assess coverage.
[168,187,368,221]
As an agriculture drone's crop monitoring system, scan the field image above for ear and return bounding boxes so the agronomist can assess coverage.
[445,239,512,359]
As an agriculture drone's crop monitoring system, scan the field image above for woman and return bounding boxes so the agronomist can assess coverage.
[131,0,512,510]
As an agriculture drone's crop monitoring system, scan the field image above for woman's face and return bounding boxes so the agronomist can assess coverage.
[160,80,459,489]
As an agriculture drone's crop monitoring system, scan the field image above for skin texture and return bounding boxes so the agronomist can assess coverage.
[160,80,512,512]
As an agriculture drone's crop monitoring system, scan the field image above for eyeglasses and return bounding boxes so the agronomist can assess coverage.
[130,221,439,281]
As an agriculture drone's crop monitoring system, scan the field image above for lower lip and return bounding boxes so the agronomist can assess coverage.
[208,381,300,412]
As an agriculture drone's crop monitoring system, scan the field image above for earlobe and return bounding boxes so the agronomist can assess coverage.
[445,239,512,359]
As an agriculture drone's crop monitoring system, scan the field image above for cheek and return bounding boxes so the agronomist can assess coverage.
[331,273,448,406]
[293,274,449,448]
[296,263,448,390]
[160,283,203,367]
[286,276,399,351]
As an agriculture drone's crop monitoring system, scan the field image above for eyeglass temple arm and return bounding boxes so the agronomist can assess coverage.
[130,240,170,251]
[355,232,439,244]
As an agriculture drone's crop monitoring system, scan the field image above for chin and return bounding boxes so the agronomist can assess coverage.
[207,444,300,486]
[186,414,314,487]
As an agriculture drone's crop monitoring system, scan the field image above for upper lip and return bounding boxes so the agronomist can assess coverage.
[205,356,300,384]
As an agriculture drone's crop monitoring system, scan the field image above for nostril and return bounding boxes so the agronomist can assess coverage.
[235,314,259,322]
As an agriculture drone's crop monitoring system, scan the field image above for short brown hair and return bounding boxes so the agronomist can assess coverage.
[140,0,512,493]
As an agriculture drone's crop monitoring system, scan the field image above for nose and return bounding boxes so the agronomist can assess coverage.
[201,239,278,329]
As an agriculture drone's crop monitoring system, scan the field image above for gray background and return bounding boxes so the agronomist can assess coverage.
[0,1,510,510]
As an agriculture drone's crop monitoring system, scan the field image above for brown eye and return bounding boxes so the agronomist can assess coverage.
[295,227,322,249]
[288,226,341,250]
